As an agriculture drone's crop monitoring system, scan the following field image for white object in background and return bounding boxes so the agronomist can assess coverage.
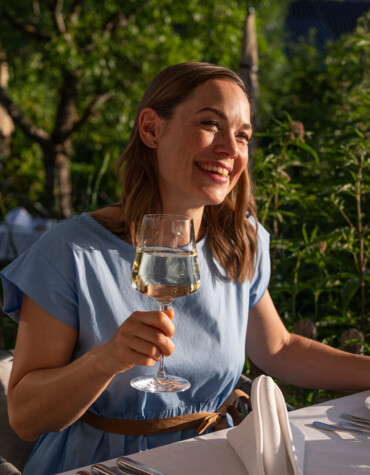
[227,375,305,475]
[0,208,55,261]
[5,207,33,228]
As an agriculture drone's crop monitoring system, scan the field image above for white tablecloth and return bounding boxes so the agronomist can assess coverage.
[58,390,370,475]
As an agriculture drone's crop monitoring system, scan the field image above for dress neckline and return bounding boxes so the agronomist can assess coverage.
[81,212,207,250]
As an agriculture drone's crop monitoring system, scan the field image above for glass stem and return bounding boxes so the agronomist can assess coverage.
[155,303,169,381]
[156,355,166,381]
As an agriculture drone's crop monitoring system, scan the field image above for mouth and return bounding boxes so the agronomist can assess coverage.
[196,162,231,177]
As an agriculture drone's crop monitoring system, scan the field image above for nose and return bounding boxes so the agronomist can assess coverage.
[214,130,239,159]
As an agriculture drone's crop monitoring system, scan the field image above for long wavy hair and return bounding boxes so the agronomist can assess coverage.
[113,62,258,283]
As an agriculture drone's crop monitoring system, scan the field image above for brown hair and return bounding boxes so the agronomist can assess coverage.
[114,62,258,283]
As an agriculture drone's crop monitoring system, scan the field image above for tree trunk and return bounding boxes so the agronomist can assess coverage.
[51,69,77,219]
[0,63,111,219]
[240,7,260,157]
[42,141,73,219]
[55,144,72,218]
[42,142,56,218]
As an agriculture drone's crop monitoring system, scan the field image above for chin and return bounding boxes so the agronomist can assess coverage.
[202,195,228,207]
[190,188,229,208]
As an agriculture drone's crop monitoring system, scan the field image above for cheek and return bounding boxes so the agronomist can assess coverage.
[191,128,217,151]
[229,156,248,187]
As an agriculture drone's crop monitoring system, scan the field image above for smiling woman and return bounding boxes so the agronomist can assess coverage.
[1,62,370,475]
[116,62,258,283]
[142,80,250,218]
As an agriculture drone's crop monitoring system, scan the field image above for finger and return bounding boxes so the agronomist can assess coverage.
[120,345,158,367]
[124,334,175,365]
[154,311,175,338]
[98,339,158,374]
[128,328,175,357]
[165,308,175,321]
[127,335,161,361]
[119,317,175,358]
[132,311,175,338]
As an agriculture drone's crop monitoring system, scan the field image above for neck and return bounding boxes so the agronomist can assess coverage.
[160,205,205,242]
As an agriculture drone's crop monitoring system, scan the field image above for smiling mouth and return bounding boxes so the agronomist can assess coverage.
[197,163,230,177]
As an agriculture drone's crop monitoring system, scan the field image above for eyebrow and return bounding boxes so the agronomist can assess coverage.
[196,107,252,131]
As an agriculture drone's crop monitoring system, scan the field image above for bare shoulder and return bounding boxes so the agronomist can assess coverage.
[89,203,123,222]
[89,204,128,241]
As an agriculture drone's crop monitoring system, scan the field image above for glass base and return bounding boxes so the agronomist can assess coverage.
[130,375,191,393]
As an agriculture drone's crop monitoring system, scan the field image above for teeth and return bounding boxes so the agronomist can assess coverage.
[199,163,229,176]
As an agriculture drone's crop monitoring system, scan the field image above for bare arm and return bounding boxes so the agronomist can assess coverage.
[246,290,370,391]
[8,294,175,441]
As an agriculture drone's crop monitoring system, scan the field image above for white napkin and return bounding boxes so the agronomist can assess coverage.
[227,375,305,475]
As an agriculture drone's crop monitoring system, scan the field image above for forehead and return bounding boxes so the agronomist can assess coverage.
[180,79,250,120]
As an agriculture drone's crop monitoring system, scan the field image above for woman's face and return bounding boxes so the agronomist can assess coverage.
[154,79,252,215]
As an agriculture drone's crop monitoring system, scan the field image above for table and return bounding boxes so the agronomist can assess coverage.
[59,390,370,475]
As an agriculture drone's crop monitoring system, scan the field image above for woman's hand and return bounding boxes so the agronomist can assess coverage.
[98,309,176,375]
[8,295,176,440]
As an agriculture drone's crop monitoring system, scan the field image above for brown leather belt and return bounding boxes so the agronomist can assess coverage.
[79,389,250,436]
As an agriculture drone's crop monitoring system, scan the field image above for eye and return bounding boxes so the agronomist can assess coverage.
[201,120,219,131]
[236,133,251,143]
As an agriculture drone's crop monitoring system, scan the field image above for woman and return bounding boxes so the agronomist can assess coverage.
[1,62,369,475]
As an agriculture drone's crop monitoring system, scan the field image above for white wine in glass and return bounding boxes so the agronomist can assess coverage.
[130,214,200,392]
[131,214,200,393]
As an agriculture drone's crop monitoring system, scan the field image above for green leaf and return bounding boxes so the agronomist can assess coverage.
[341,278,361,309]
[293,141,320,164]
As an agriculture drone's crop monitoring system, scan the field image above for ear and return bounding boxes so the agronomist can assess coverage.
[139,107,161,148]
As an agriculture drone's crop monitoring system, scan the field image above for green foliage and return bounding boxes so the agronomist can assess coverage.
[0,0,295,217]
[253,0,293,121]
[254,12,370,349]
[1,2,369,407]
[0,0,248,217]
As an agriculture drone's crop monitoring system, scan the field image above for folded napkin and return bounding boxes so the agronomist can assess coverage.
[227,375,304,475]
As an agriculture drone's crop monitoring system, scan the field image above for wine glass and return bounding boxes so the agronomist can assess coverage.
[130,214,200,393]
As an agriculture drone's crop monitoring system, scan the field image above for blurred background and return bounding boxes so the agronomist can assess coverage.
[0,0,369,407]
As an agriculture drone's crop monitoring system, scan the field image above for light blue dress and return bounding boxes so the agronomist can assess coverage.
[0,213,270,475]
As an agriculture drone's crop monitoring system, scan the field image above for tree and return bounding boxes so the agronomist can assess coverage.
[0,0,248,218]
